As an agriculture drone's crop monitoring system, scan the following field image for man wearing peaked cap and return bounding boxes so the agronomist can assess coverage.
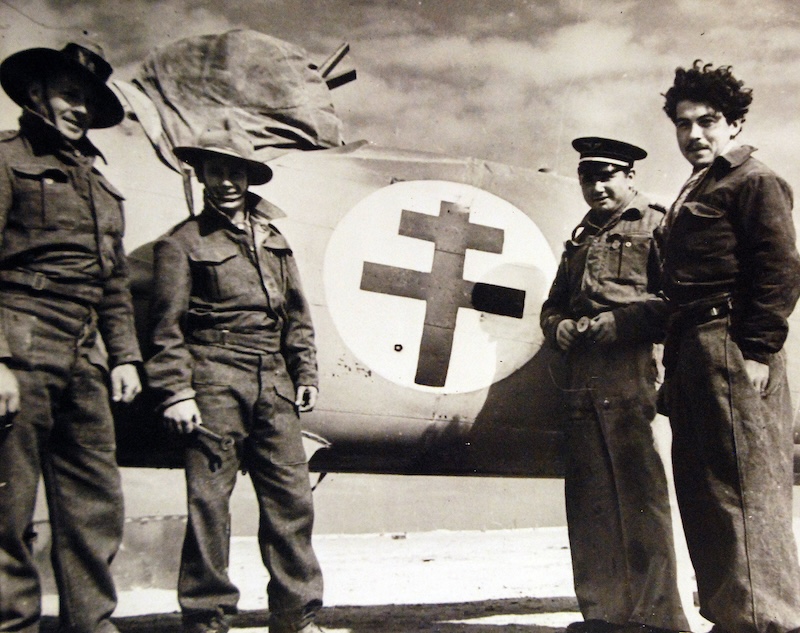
[572,136,648,168]
[540,138,688,633]
[0,41,142,633]
[145,121,326,633]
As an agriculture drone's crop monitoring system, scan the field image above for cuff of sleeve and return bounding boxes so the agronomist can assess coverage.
[541,314,564,348]
[159,388,197,413]
[612,307,636,341]
[741,349,771,365]
[109,352,144,367]
[294,376,319,390]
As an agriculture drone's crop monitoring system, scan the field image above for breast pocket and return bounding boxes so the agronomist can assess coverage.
[188,244,241,302]
[10,164,82,229]
[593,233,651,286]
[677,201,735,261]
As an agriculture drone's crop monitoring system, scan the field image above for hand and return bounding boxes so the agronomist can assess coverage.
[295,385,318,412]
[0,363,20,417]
[162,399,203,434]
[744,359,770,396]
[589,312,617,344]
[555,319,579,351]
[110,363,142,403]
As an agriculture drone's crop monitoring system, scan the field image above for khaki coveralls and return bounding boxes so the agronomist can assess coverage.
[541,193,688,631]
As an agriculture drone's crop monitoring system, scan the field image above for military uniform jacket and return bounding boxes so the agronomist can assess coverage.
[146,192,318,410]
[540,193,666,346]
[0,111,140,367]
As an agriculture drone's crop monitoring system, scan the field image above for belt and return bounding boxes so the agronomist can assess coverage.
[669,297,732,331]
[190,328,281,353]
[0,269,103,305]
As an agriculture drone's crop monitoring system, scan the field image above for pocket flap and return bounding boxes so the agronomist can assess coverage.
[11,163,68,182]
[189,243,239,264]
[682,201,725,219]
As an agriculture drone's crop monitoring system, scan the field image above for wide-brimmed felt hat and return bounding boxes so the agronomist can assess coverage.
[0,41,124,129]
[173,123,274,185]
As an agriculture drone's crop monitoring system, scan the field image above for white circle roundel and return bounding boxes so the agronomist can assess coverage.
[323,180,557,394]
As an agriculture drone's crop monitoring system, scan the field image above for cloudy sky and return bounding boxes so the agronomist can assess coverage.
[0,0,798,200]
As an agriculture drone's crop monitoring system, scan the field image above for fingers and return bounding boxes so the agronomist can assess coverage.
[7,390,19,415]
[743,359,770,398]
[183,413,202,433]
[113,382,140,403]
[162,400,203,434]
[588,313,616,344]
[119,379,142,403]
[0,365,20,416]
[556,320,579,351]
[0,392,18,417]
[753,375,769,397]
[295,386,318,412]
[111,364,142,403]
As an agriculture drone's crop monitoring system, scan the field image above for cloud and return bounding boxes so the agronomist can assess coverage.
[1,0,799,199]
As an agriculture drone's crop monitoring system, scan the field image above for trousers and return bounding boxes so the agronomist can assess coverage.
[665,316,800,633]
[178,344,323,631]
[563,341,688,630]
[0,294,123,633]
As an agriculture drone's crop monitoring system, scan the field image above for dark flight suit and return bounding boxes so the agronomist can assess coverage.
[541,193,688,631]
[145,194,323,632]
[0,112,141,633]
[660,145,800,633]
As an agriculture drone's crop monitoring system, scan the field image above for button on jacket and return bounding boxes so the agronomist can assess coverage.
[0,111,140,366]
[660,144,800,363]
[146,193,318,409]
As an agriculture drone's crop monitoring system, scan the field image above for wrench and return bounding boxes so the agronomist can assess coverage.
[194,425,235,451]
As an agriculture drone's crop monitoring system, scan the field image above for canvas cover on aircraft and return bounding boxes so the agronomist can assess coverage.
[130,28,345,168]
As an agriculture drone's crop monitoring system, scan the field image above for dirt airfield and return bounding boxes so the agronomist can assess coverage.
[39,525,720,633]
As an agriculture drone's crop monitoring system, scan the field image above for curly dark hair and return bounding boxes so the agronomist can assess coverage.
[662,60,753,124]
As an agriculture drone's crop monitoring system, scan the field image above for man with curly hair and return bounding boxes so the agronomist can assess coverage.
[659,60,800,633]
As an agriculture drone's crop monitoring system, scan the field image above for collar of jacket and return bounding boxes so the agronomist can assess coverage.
[620,191,652,219]
[18,108,105,164]
[202,191,287,231]
[582,190,649,227]
[714,143,756,172]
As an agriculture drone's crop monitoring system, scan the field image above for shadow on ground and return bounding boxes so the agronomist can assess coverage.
[41,597,579,633]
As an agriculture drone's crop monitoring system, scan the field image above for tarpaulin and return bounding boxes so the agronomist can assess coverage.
[129,29,345,168]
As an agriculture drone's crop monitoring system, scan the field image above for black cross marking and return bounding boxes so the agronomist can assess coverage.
[360,200,526,387]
